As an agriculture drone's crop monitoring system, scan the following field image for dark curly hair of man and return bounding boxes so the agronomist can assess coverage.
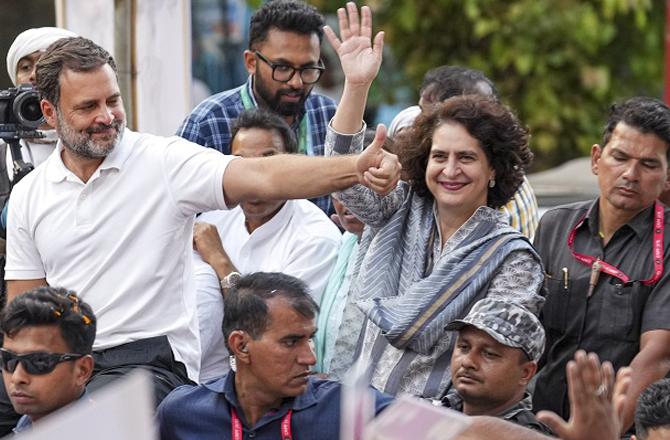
[396,95,532,209]
[248,0,324,50]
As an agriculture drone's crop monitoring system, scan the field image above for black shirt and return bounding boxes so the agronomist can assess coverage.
[442,391,553,436]
[532,199,670,418]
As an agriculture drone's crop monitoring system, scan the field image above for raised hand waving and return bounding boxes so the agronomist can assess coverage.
[324,2,384,87]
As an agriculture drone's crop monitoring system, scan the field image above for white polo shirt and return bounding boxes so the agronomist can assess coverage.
[195,199,341,381]
[5,128,234,380]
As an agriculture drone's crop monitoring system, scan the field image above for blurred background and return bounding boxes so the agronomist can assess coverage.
[0,0,664,205]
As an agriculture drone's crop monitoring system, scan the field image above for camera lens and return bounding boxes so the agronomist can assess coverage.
[19,99,41,122]
[13,90,44,128]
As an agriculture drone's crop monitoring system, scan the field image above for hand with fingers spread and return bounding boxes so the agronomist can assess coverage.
[537,350,632,440]
[324,2,384,87]
[355,124,401,195]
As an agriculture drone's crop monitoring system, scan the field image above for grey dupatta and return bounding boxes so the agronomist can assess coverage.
[354,188,540,356]
[325,123,544,396]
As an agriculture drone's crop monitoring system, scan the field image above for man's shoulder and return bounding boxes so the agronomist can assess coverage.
[300,377,344,409]
[306,377,342,396]
[161,383,209,404]
[539,199,592,226]
[9,151,57,199]
[305,378,393,415]
[160,378,225,411]
[200,207,244,239]
[288,200,341,241]
[185,85,246,123]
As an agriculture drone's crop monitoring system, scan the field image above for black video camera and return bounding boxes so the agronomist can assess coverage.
[0,84,45,184]
[0,84,44,138]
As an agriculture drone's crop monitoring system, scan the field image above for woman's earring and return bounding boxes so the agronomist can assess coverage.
[488,178,496,188]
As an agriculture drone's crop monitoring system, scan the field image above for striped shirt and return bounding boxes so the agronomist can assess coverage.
[177,76,337,214]
[500,176,539,239]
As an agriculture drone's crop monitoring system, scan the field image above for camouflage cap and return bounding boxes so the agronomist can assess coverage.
[446,297,546,362]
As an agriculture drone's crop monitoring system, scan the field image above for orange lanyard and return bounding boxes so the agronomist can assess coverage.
[568,201,664,286]
[230,407,292,440]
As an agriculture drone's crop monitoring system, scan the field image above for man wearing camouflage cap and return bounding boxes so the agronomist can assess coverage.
[441,297,552,435]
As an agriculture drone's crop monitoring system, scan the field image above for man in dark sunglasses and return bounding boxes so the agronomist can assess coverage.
[0,286,95,433]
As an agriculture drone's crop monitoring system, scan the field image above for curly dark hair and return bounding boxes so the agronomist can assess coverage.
[397,95,532,209]
[248,0,324,50]
[1,286,96,355]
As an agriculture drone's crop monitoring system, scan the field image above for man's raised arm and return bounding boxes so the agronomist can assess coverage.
[222,140,400,208]
[6,279,47,305]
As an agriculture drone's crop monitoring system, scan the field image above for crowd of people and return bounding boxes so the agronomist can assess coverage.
[0,0,668,439]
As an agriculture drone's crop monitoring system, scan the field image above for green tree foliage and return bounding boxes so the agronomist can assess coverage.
[310,0,664,169]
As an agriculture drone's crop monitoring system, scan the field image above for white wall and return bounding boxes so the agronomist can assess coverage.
[134,0,191,135]
[55,0,115,54]
[55,0,192,136]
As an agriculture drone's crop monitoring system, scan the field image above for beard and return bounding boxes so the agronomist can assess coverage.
[254,72,311,117]
[56,111,125,159]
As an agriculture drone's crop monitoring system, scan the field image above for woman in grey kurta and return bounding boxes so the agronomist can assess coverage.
[322,6,544,399]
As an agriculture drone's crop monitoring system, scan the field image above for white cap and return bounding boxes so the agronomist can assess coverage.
[388,105,421,139]
[6,27,77,86]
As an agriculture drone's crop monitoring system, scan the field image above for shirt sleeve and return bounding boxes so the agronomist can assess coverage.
[177,114,208,147]
[486,249,545,315]
[499,176,539,240]
[282,233,341,304]
[176,101,236,154]
[325,121,405,228]
[193,251,227,368]
[160,137,238,217]
[4,188,45,280]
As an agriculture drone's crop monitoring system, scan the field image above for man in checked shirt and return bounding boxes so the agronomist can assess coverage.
[178,0,337,215]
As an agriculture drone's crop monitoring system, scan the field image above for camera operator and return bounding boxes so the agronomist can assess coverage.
[0,27,77,228]
[5,27,76,162]
[0,27,75,436]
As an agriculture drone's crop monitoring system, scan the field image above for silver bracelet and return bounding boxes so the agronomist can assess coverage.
[220,271,241,290]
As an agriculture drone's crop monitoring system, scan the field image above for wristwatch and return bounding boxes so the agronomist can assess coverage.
[220,271,241,290]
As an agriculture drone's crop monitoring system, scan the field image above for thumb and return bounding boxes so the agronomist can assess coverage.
[536,410,568,438]
[367,123,387,153]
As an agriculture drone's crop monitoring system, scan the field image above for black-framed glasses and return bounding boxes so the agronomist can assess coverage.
[0,349,84,375]
[254,51,325,84]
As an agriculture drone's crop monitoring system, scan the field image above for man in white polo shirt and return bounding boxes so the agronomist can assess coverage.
[192,108,341,381]
[3,34,397,411]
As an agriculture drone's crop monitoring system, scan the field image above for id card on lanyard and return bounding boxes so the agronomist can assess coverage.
[567,201,665,294]
[240,85,313,156]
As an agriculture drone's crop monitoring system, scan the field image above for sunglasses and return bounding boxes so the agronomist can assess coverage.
[0,349,84,375]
